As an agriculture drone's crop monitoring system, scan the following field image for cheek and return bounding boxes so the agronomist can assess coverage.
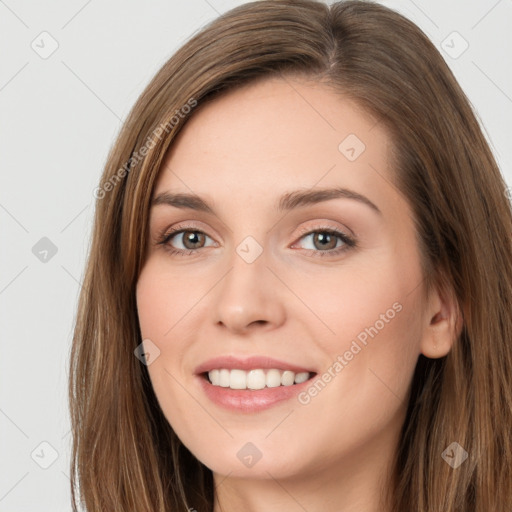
[136,261,205,341]
[291,252,421,349]
[135,267,185,393]
[292,247,424,408]
[135,263,211,425]
[136,279,171,341]
[280,277,423,472]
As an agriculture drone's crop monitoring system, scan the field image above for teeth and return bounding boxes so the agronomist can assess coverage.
[207,369,311,390]
[294,371,309,384]
[247,369,266,390]
[219,369,230,387]
[230,369,246,390]
[281,370,295,386]
[266,369,281,388]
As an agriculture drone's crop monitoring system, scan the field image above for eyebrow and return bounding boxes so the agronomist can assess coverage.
[151,187,382,215]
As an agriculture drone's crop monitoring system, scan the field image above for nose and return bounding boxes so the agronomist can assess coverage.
[213,246,286,334]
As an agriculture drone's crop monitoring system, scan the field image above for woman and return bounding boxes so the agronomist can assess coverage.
[69,1,512,510]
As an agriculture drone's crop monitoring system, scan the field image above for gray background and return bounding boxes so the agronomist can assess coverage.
[1,0,511,510]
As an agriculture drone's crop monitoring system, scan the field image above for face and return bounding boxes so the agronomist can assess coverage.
[136,76,429,483]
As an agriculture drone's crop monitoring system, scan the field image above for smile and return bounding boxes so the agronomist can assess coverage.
[195,355,318,412]
[205,368,314,390]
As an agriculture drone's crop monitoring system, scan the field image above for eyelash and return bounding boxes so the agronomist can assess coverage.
[156,224,357,258]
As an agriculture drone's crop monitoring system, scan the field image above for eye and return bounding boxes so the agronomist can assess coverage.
[156,227,216,255]
[292,227,356,257]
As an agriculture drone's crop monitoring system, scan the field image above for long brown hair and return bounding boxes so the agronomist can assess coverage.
[68,1,512,510]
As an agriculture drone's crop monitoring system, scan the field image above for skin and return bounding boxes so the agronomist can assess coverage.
[136,76,460,512]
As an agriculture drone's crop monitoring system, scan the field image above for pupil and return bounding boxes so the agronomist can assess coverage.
[315,232,335,250]
[184,232,203,249]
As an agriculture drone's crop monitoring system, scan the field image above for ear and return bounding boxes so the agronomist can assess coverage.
[420,282,463,359]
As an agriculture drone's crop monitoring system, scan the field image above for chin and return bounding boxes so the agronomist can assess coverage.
[190,439,310,480]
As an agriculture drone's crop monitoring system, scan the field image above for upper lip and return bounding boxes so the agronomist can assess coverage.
[194,355,316,375]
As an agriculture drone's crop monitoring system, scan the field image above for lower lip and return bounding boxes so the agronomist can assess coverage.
[197,374,316,413]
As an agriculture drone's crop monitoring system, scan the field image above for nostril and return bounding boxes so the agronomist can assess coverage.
[250,320,268,327]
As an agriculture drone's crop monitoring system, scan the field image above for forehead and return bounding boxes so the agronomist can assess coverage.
[153,77,395,214]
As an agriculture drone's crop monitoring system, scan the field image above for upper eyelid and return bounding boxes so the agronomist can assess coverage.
[158,218,352,237]
[295,223,352,237]
[158,223,218,243]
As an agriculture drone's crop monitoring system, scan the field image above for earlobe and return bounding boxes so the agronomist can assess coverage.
[419,285,462,359]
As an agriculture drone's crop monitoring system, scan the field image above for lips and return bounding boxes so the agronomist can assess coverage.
[194,355,318,412]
